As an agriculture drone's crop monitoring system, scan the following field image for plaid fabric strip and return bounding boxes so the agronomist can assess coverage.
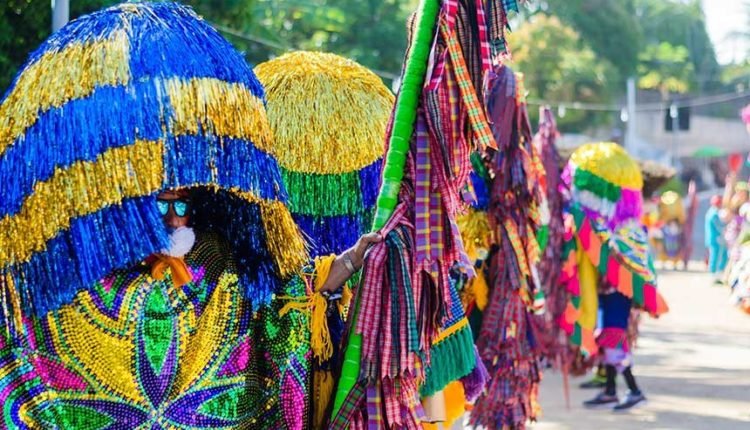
[357,203,407,359]
[330,380,367,429]
[366,383,383,429]
[476,1,492,74]
[426,0,458,91]
[504,218,530,278]
[441,20,497,150]
[414,112,432,262]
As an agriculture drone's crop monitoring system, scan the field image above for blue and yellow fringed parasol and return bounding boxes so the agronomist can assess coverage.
[255,51,393,256]
[0,2,307,322]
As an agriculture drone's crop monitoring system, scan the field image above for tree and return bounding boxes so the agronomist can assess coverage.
[638,42,695,99]
[536,0,641,78]
[0,0,117,92]
[506,14,617,132]
[635,0,720,91]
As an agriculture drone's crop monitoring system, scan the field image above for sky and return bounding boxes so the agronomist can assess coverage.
[703,0,748,64]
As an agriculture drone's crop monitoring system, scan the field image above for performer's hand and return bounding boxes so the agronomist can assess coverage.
[350,232,382,269]
[320,232,382,292]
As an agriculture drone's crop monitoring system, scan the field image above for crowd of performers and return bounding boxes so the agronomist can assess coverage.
[0,1,670,429]
[705,173,750,314]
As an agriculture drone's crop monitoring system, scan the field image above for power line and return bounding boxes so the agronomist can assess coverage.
[527,89,750,113]
[211,22,401,81]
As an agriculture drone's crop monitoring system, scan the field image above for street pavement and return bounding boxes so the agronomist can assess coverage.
[534,265,750,430]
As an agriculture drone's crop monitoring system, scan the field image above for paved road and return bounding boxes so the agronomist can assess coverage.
[534,266,750,430]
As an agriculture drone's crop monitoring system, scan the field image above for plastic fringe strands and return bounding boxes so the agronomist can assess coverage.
[560,142,668,365]
[0,2,308,325]
[0,3,316,429]
[331,0,519,428]
[256,51,392,257]
[469,66,545,430]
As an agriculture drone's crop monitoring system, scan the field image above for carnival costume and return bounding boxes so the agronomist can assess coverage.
[328,0,519,428]
[0,3,314,428]
[559,143,668,403]
[464,66,546,430]
[256,51,394,428]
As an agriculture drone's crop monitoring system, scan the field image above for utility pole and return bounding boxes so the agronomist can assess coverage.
[625,77,637,153]
[52,0,69,32]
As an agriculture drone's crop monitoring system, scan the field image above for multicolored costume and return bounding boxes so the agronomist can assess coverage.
[256,51,393,428]
[0,3,313,428]
[559,143,668,367]
[466,66,546,430]
[650,188,698,269]
[330,0,517,427]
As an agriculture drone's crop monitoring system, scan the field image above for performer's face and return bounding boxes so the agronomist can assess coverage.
[157,190,191,230]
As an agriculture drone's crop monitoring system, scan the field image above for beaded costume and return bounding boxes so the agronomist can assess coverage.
[0,3,312,429]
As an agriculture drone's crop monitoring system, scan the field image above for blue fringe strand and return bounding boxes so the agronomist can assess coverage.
[10,195,168,317]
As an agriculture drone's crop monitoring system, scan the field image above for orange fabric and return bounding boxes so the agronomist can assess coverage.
[150,254,193,288]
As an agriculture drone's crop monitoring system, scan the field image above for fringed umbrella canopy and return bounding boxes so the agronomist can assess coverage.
[255,51,393,256]
[0,2,306,319]
[565,142,644,226]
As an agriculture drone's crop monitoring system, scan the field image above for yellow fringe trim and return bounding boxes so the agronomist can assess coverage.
[0,140,163,266]
[570,142,643,190]
[432,317,469,345]
[0,30,131,156]
[279,254,336,363]
[255,51,394,174]
[165,78,273,153]
[247,193,308,278]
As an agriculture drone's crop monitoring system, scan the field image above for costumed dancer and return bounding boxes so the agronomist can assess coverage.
[652,187,696,271]
[558,143,669,411]
[256,51,393,429]
[467,66,546,430]
[329,0,518,427]
[0,3,376,429]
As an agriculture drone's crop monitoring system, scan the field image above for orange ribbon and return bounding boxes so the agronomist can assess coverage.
[150,254,193,288]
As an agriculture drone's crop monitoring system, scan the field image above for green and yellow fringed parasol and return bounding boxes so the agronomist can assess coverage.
[0,1,306,326]
[560,142,668,356]
[256,51,393,257]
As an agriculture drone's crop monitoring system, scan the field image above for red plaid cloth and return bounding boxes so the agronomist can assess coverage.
[441,19,497,150]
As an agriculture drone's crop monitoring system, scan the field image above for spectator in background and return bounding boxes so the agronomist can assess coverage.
[705,195,727,282]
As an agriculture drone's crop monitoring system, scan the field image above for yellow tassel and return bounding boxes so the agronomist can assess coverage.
[338,283,353,319]
[277,254,336,364]
[313,369,335,429]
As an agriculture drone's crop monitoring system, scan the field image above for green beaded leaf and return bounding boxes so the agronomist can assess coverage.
[34,404,114,430]
[143,286,174,375]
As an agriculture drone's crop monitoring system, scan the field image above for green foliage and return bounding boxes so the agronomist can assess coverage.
[635,0,720,91]
[0,0,416,95]
[638,42,695,97]
[507,14,617,131]
[0,0,117,92]
[539,0,641,77]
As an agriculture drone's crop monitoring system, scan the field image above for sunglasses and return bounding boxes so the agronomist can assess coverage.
[156,198,191,217]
